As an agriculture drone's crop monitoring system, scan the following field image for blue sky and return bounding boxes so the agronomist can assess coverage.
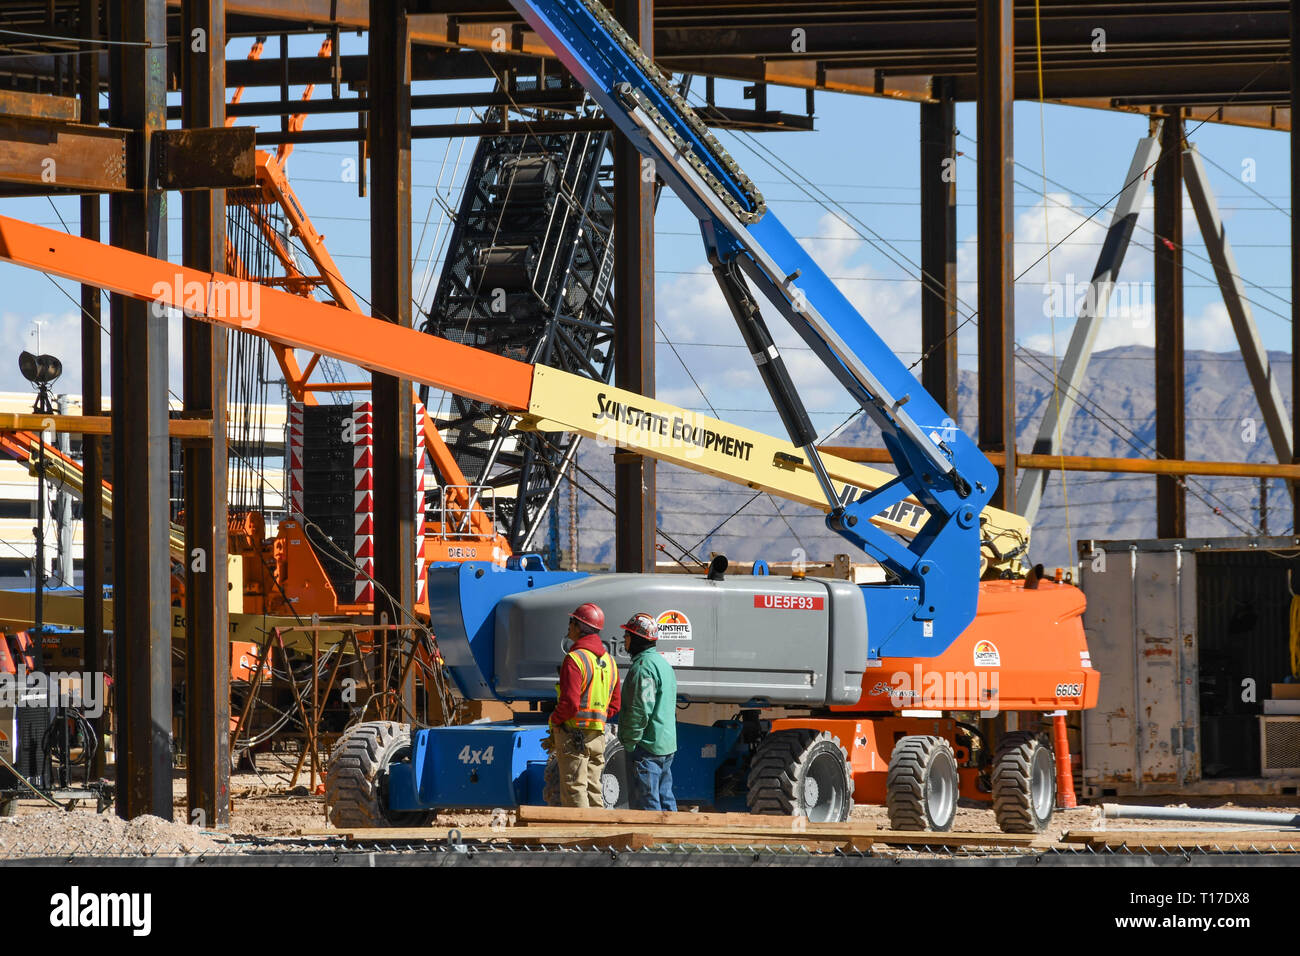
[0,32,1291,448]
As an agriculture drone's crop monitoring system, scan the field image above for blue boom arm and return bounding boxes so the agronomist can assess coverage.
[510,0,998,650]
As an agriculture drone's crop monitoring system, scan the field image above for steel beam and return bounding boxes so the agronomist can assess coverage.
[78,0,107,780]
[0,89,80,122]
[975,0,1015,510]
[1293,0,1300,515]
[369,1,417,713]
[0,116,127,192]
[919,77,957,419]
[1154,114,1186,538]
[1182,144,1293,465]
[254,117,613,145]
[181,0,231,830]
[1016,131,1161,523]
[108,0,173,820]
[220,49,527,88]
[823,445,1300,481]
[613,0,657,572]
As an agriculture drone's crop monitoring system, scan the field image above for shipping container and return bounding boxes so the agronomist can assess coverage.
[1078,535,1300,797]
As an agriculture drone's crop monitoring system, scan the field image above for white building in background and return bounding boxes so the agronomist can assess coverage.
[0,392,287,586]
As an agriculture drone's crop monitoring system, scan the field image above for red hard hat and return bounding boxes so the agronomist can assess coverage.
[621,612,658,642]
[569,602,604,634]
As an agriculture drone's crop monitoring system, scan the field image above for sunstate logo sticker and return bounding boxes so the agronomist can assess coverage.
[973,640,1001,667]
[655,610,692,641]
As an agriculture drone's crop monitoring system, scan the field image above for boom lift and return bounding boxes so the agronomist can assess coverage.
[351,0,1094,832]
[0,0,1094,831]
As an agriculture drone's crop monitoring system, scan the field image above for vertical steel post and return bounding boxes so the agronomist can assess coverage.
[920,77,958,419]
[54,395,74,587]
[613,0,657,572]
[1291,0,1300,518]
[109,0,173,819]
[369,2,417,714]
[78,0,107,779]
[182,0,231,828]
[1154,114,1186,538]
[976,0,1016,510]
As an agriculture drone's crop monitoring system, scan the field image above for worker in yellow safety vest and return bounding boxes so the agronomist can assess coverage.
[547,602,622,807]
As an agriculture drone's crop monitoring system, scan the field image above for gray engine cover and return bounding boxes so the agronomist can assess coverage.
[494,573,867,706]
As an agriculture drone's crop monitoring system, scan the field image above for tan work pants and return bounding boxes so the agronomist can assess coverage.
[556,726,606,808]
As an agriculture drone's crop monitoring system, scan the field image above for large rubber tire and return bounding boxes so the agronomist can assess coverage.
[992,731,1056,834]
[542,729,628,809]
[746,729,854,823]
[886,735,958,832]
[325,721,434,829]
[601,734,630,810]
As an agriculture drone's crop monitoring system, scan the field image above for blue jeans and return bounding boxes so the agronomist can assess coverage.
[629,748,677,811]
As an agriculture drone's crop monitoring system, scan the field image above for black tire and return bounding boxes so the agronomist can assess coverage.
[542,729,627,808]
[746,729,854,823]
[325,721,433,828]
[601,733,630,810]
[886,735,958,832]
[993,731,1056,834]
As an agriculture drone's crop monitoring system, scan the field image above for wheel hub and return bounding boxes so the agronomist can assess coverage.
[925,754,956,827]
[1032,751,1053,819]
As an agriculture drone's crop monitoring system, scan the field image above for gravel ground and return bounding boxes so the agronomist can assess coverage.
[0,810,224,856]
[0,766,1295,858]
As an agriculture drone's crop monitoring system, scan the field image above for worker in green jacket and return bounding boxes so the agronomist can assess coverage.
[617,613,678,811]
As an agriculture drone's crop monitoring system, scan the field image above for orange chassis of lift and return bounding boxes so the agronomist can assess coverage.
[770,578,1098,804]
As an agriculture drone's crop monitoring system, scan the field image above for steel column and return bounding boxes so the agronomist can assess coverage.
[108,0,173,819]
[369,2,417,712]
[78,0,107,779]
[976,0,1016,509]
[613,0,657,572]
[1016,131,1161,522]
[181,0,231,829]
[920,77,958,419]
[1292,0,1300,516]
[1183,144,1293,464]
[1154,114,1186,537]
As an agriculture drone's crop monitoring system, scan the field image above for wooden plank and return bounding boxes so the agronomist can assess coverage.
[0,90,80,123]
[516,805,804,828]
[845,831,1042,848]
[310,824,1043,851]
[506,831,846,850]
[311,825,839,841]
[1062,829,1300,849]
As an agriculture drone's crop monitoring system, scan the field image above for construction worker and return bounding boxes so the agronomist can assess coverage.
[617,612,678,811]
[548,602,621,808]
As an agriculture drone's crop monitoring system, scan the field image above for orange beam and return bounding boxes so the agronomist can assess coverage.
[0,214,534,411]
[819,446,1300,480]
[254,152,361,313]
[0,414,213,437]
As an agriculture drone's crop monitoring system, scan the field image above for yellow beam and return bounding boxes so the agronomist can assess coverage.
[821,446,1300,480]
[523,367,1030,567]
